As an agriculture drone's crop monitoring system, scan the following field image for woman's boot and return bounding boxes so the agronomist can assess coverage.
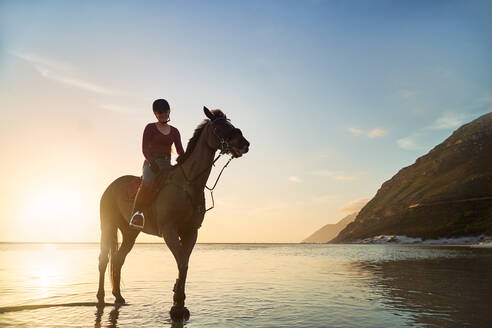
[129,183,150,229]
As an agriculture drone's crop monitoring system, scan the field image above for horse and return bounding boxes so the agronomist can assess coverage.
[96,107,250,320]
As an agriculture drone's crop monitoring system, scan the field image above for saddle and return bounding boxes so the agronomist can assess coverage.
[123,170,172,236]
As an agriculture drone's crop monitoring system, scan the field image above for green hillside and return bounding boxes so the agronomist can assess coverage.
[332,112,492,243]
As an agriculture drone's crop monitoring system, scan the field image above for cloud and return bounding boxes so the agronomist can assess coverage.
[397,136,418,150]
[430,113,463,130]
[339,197,370,214]
[35,66,115,95]
[288,176,302,183]
[348,127,388,138]
[348,127,364,136]
[11,51,74,71]
[398,99,488,152]
[367,128,388,138]
[12,51,116,96]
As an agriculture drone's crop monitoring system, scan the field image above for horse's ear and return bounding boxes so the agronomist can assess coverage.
[204,106,215,120]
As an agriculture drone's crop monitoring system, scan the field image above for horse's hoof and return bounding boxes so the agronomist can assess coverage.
[112,290,126,304]
[183,307,190,320]
[170,306,190,321]
[114,295,126,304]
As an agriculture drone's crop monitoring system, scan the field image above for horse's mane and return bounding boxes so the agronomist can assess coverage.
[176,109,226,165]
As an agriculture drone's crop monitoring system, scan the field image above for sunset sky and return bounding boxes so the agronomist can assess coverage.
[1,0,491,243]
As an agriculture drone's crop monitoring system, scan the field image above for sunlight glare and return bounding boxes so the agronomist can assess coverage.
[22,244,66,298]
[20,186,91,241]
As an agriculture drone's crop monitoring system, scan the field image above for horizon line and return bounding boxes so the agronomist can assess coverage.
[0,241,306,245]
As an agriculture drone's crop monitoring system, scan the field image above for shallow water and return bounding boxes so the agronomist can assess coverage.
[1,243,491,327]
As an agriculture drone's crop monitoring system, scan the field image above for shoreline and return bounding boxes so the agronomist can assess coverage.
[341,234,492,247]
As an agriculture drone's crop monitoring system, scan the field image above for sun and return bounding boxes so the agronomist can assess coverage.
[26,188,82,222]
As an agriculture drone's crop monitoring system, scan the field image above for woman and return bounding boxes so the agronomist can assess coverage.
[130,98,185,229]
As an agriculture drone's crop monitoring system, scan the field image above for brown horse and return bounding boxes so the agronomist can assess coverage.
[97,107,249,320]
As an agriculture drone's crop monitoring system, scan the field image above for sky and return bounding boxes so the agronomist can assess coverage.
[1,0,491,243]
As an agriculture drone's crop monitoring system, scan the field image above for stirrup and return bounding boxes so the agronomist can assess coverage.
[129,211,145,229]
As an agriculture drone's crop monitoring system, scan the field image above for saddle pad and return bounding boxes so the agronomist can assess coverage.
[122,171,172,237]
[124,177,142,202]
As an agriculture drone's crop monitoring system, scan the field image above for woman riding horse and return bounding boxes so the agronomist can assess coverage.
[97,106,249,321]
[130,99,185,229]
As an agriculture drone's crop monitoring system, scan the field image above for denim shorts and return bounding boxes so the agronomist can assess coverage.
[142,157,171,184]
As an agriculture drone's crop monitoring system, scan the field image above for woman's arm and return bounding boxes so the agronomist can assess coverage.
[173,127,185,156]
[142,123,154,163]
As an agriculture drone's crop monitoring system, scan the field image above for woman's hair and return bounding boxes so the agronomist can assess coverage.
[153,99,170,113]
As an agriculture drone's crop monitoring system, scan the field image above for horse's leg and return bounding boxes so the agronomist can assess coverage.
[97,189,119,304]
[174,229,198,302]
[162,225,185,303]
[111,228,139,304]
[162,226,197,320]
[97,222,117,303]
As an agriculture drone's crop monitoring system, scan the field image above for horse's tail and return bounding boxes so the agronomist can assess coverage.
[108,226,118,287]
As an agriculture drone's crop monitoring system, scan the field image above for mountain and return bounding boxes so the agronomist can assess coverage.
[332,112,492,243]
[302,213,357,243]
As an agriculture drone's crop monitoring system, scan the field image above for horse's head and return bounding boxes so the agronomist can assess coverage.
[203,106,249,158]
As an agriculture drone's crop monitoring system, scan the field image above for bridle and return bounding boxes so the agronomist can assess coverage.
[211,117,234,155]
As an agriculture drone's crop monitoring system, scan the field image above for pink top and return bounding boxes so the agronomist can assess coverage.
[142,123,185,163]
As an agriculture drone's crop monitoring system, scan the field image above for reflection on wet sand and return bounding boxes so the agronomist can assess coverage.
[352,249,492,327]
[94,304,121,328]
[94,304,185,328]
[0,302,119,314]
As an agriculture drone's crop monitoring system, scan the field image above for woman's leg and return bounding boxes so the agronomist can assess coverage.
[129,161,157,229]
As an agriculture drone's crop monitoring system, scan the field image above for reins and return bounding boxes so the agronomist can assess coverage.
[179,153,222,185]
[204,155,233,211]
[179,153,233,212]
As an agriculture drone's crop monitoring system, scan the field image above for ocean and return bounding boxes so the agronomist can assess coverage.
[1,243,491,327]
